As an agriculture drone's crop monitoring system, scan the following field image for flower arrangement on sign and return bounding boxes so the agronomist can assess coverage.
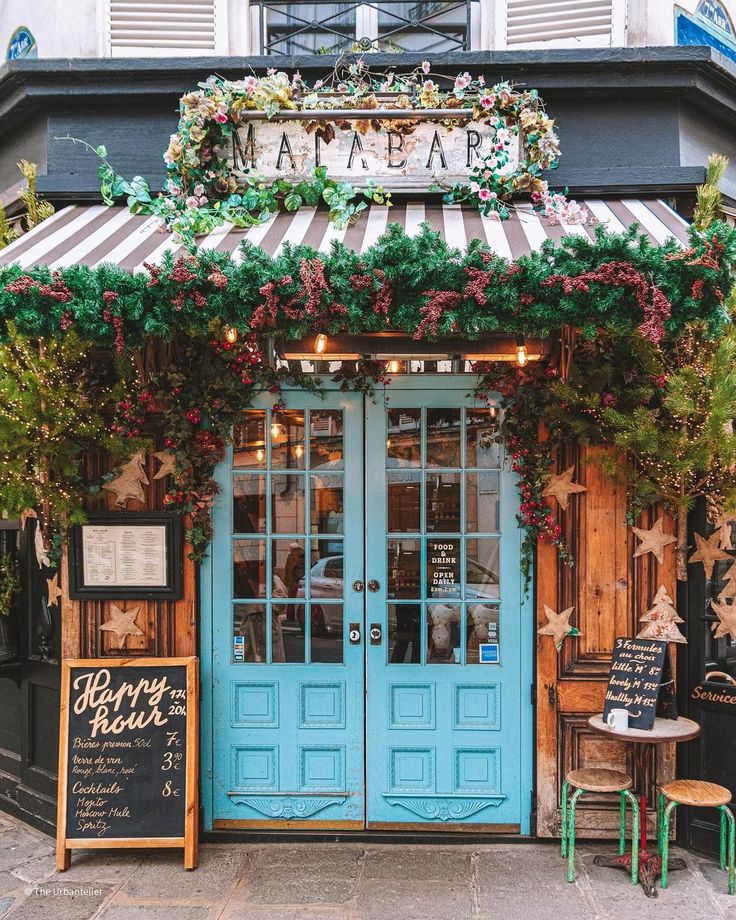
[58,58,583,248]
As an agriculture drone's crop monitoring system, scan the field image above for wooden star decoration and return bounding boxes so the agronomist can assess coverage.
[632,516,677,565]
[99,604,143,648]
[718,562,736,601]
[33,520,50,570]
[153,450,176,480]
[711,598,736,641]
[538,604,580,651]
[715,512,736,550]
[688,531,731,580]
[542,466,587,511]
[46,573,62,608]
[102,452,149,507]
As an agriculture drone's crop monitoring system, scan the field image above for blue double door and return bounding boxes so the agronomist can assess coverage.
[205,379,531,831]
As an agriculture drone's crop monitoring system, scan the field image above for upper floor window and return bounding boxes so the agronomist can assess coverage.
[108,0,227,56]
[255,1,477,55]
[500,0,626,49]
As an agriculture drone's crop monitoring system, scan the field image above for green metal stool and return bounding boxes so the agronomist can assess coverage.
[659,779,735,895]
[561,768,640,884]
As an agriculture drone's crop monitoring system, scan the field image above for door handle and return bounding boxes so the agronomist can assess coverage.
[369,623,382,645]
[367,579,380,592]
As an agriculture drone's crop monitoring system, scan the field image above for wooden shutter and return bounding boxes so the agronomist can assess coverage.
[504,0,624,48]
[108,0,225,56]
[535,444,676,838]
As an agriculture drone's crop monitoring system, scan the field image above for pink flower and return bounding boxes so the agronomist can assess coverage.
[215,112,228,123]
[185,196,199,209]
[478,189,492,202]
[480,94,494,110]
[314,79,324,89]
[421,60,431,74]
[244,76,258,93]
[454,72,471,91]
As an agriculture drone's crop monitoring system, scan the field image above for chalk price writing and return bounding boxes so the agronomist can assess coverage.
[162,780,181,797]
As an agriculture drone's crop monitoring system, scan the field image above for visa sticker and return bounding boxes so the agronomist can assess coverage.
[479,643,499,664]
[234,635,245,662]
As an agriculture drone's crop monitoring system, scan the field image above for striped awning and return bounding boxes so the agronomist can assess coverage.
[0,199,690,273]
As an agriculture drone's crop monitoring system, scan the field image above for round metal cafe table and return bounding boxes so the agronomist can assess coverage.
[587,714,701,898]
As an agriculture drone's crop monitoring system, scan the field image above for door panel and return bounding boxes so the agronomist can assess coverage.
[210,392,365,828]
[365,384,530,831]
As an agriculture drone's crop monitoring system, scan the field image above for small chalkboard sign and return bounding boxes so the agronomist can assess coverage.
[56,657,198,871]
[603,638,668,730]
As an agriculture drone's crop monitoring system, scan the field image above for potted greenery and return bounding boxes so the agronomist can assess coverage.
[0,554,19,662]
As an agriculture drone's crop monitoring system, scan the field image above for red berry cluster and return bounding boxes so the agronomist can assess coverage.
[110,389,156,438]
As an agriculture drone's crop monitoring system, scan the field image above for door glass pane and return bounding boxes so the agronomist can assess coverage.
[311,474,344,534]
[466,409,501,468]
[427,538,461,599]
[273,602,304,663]
[233,410,266,467]
[387,409,421,467]
[388,604,421,663]
[426,472,461,532]
[387,472,420,532]
[310,540,343,599]
[427,604,461,663]
[310,410,344,469]
[233,540,266,598]
[466,472,500,533]
[311,603,344,663]
[466,539,500,600]
[233,474,266,534]
[271,410,305,469]
[387,539,421,599]
[272,473,306,533]
[234,604,267,662]
[427,408,461,468]
[272,538,305,599]
[466,604,500,664]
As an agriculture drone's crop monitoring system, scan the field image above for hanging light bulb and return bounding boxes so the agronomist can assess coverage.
[271,420,282,439]
[488,404,498,420]
[515,335,528,367]
[314,333,328,355]
[256,448,265,462]
[294,444,304,459]
[386,359,400,375]
[224,326,238,344]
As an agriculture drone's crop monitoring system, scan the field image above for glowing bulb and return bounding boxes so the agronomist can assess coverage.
[488,405,498,420]
[294,444,304,458]
[256,448,265,462]
[386,359,400,374]
[271,421,282,439]
[386,438,392,449]
[314,333,328,355]
[224,326,238,344]
[515,336,528,367]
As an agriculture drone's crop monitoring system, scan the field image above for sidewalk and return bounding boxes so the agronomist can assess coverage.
[0,810,733,920]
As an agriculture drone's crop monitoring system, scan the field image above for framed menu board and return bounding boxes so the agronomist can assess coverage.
[68,512,183,600]
[56,657,198,871]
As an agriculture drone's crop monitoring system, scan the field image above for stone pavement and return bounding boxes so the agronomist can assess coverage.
[0,810,733,920]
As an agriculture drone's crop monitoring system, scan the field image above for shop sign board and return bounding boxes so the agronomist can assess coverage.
[692,678,736,711]
[230,117,520,192]
[7,26,36,61]
[68,512,183,601]
[427,539,461,599]
[603,638,668,730]
[56,657,198,870]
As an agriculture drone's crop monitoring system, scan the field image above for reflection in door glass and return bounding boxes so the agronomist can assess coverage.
[233,474,266,534]
[233,604,267,662]
[274,602,304,663]
[466,539,500,599]
[388,604,421,663]
[310,474,344,534]
[233,540,266,598]
[466,604,500,664]
[387,409,421,467]
[387,539,421,599]
[272,538,305,598]
[271,410,305,469]
[427,603,461,663]
[271,474,306,533]
[309,541,343,599]
[310,410,344,469]
[466,472,500,533]
[427,408,461,468]
[233,410,267,467]
[387,472,421,532]
[426,472,461,532]
[466,409,501,468]
[311,603,344,663]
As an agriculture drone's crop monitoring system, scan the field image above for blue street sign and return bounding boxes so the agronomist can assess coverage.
[7,27,37,61]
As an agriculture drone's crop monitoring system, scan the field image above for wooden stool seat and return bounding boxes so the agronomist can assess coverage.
[566,768,633,793]
[661,780,732,808]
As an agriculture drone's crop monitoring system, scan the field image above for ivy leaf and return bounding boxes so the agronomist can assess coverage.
[284,192,303,211]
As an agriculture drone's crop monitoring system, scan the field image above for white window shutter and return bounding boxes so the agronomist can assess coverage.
[108,0,228,56]
[502,0,626,49]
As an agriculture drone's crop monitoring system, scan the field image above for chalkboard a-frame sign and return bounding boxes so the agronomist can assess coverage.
[603,638,668,730]
[56,658,198,871]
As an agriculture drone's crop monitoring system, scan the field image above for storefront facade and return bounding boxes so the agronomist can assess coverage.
[1,47,736,844]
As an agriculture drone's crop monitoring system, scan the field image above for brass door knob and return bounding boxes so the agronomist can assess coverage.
[367,579,380,592]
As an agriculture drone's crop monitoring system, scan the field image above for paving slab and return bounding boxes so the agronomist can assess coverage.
[473,845,596,920]
[52,851,144,884]
[10,853,56,885]
[1,883,113,920]
[0,830,53,873]
[243,846,363,905]
[356,878,472,920]
[99,906,211,920]
[119,846,248,903]
[362,845,470,881]
[223,908,347,920]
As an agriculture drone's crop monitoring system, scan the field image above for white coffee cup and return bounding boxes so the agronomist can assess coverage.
[607,708,629,732]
